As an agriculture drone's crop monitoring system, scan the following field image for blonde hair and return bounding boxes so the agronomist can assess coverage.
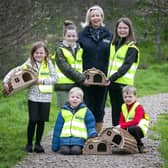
[81,5,105,28]
[69,87,84,101]
[122,85,137,96]
[112,17,136,45]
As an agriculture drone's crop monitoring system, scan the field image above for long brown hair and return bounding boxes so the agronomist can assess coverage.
[30,41,49,66]
[112,17,136,45]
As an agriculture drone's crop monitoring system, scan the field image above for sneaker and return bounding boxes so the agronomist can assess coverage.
[25,144,33,153]
[34,144,45,153]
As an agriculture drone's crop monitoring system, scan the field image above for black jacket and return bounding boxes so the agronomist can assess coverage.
[78,26,112,75]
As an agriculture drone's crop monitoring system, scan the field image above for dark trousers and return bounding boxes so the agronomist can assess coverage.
[27,101,50,145]
[83,85,108,122]
[109,83,125,126]
[27,120,45,145]
[128,126,144,145]
[59,145,82,155]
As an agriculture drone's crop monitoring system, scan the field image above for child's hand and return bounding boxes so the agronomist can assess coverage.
[36,79,44,85]
[115,125,120,128]
[3,83,9,95]
[104,80,110,86]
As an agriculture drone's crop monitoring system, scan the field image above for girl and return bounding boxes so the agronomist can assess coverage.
[3,41,58,153]
[52,87,97,155]
[108,17,140,126]
[53,20,86,108]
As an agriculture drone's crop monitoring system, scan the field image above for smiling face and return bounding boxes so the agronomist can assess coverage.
[90,9,102,28]
[33,47,46,63]
[117,21,130,38]
[64,29,77,46]
[69,91,82,108]
[123,91,137,105]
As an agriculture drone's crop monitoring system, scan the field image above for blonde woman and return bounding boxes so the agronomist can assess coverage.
[78,5,112,133]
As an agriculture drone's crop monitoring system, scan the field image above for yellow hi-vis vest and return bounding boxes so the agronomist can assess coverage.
[24,60,53,93]
[108,42,140,85]
[60,107,88,139]
[122,102,150,136]
[51,47,83,84]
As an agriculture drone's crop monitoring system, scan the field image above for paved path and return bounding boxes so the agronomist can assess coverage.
[14,93,168,168]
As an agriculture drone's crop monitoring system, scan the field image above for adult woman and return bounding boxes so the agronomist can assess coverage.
[78,5,112,132]
[108,17,140,126]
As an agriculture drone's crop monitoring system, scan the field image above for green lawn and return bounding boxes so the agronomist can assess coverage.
[0,87,58,168]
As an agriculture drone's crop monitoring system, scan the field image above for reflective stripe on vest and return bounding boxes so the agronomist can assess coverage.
[24,61,52,93]
[60,107,88,139]
[38,61,53,93]
[108,42,140,85]
[56,47,83,84]
[122,102,149,136]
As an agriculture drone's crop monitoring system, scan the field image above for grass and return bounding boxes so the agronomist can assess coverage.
[152,114,168,168]
[0,85,58,168]
[0,63,168,168]
[135,63,168,96]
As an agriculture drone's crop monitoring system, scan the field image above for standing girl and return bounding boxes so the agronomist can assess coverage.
[53,20,86,108]
[3,41,58,153]
[108,17,140,126]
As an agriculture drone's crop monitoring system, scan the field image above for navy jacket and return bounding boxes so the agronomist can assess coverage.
[52,103,97,152]
[78,26,112,75]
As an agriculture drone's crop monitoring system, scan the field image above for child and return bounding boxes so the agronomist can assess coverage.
[116,85,150,153]
[108,17,140,126]
[3,41,58,153]
[52,87,97,155]
[52,20,86,108]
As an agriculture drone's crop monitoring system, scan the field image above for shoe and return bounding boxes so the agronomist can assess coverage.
[138,144,148,153]
[25,144,33,153]
[34,144,45,153]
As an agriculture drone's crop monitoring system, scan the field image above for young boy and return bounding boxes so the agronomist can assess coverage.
[116,85,150,153]
[52,87,97,155]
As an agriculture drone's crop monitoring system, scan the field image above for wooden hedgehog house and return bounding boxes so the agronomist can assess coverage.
[84,68,108,86]
[3,70,37,96]
[100,127,138,154]
[83,137,112,155]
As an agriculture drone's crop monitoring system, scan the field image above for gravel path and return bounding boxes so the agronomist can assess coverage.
[14,93,168,168]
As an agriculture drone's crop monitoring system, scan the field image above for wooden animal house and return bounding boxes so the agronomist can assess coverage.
[3,70,37,96]
[100,127,138,154]
[83,137,112,155]
[84,68,108,86]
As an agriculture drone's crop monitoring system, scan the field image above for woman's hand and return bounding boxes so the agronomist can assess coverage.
[83,78,90,86]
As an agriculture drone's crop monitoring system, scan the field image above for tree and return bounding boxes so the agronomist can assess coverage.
[139,0,168,60]
[0,0,48,78]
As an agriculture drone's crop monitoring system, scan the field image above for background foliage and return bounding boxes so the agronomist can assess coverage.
[0,0,168,78]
